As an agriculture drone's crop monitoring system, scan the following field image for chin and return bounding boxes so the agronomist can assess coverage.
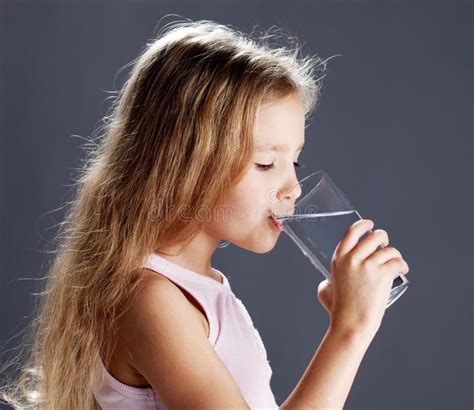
[239,235,280,254]
[252,243,277,254]
[228,219,283,254]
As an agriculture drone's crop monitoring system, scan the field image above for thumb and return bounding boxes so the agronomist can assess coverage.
[317,279,333,313]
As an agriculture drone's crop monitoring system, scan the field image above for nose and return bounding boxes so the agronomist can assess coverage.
[277,171,303,204]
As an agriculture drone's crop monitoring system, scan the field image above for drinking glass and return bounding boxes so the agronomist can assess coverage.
[275,170,409,308]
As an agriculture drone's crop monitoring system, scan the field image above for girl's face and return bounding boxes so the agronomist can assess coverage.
[206,92,305,254]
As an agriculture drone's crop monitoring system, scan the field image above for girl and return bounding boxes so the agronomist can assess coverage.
[1,19,410,409]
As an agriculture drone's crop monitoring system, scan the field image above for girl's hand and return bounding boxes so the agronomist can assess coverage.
[317,219,409,339]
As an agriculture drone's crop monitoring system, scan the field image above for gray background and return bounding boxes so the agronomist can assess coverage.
[1,1,472,409]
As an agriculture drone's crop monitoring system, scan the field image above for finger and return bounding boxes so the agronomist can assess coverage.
[350,229,389,261]
[382,257,409,277]
[334,219,374,257]
[366,246,402,265]
[317,279,332,311]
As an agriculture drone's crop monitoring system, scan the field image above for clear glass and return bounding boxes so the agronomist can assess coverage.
[275,170,409,309]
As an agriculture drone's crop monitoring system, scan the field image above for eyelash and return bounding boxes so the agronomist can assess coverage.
[255,162,303,171]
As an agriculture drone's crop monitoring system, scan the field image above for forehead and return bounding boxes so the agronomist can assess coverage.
[254,93,305,152]
[256,142,305,152]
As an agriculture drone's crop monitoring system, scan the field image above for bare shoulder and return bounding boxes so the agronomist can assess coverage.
[120,267,209,341]
[116,268,249,408]
[137,268,210,334]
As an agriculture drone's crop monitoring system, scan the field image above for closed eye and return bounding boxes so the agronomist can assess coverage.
[255,162,303,171]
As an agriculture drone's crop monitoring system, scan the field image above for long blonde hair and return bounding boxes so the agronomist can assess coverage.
[0,18,331,409]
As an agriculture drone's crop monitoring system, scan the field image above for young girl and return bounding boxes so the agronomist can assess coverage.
[1,19,410,409]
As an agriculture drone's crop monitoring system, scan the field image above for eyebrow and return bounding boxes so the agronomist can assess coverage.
[256,143,305,152]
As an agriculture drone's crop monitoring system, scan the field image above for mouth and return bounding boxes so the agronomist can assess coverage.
[268,214,283,232]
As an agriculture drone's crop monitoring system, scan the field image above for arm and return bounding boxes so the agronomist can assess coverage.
[122,269,373,409]
[120,274,251,409]
[279,325,373,409]
[278,219,409,409]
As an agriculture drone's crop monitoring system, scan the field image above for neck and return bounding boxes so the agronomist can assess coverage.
[155,230,222,282]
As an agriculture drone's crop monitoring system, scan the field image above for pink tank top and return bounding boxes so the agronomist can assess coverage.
[92,252,278,409]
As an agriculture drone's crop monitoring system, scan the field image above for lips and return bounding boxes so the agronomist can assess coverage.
[269,214,282,225]
[270,208,294,220]
[268,214,283,232]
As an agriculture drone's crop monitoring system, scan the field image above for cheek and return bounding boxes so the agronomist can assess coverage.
[224,189,268,225]
[207,171,273,235]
